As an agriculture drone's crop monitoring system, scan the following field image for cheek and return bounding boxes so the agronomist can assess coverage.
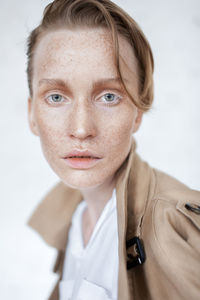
[100,106,136,146]
[34,107,65,155]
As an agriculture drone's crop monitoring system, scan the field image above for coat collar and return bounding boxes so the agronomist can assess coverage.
[27,136,154,300]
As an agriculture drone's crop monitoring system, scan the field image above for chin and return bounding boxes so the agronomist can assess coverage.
[48,158,116,190]
[60,172,105,190]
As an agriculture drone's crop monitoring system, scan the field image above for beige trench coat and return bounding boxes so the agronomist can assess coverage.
[27,137,200,300]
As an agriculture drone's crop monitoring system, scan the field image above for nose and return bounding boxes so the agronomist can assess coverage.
[68,100,97,141]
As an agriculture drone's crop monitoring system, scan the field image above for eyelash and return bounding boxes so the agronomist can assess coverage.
[45,91,122,106]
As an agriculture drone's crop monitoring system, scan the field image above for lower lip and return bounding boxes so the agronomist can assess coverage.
[63,157,101,169]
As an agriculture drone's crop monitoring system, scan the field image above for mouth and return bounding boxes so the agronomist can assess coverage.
[67,156,99,159]
[63,156,101,169]
[62,149,102,169]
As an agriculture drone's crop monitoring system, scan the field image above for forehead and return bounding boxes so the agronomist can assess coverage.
[33,27,138,85]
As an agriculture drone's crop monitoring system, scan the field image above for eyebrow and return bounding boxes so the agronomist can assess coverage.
[38,77,129,90]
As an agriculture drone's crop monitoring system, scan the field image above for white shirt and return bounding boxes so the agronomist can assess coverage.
[59,188,119,300]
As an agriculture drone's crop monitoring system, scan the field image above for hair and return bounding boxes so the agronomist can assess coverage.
[26,0,154,112]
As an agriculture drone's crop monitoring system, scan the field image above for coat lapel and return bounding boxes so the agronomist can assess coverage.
[27,181,83,251]
[27,136,153,300]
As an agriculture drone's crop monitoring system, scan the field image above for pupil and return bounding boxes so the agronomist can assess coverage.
[105,93,114,101]
[52,94,61,102]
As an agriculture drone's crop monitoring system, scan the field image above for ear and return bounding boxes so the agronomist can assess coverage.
[132,108,143,134]
[28,97,39,136]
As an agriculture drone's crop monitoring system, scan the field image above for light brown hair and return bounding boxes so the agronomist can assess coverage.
[27,0,154,112]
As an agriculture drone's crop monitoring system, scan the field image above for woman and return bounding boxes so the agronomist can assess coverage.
[27,0,200,299]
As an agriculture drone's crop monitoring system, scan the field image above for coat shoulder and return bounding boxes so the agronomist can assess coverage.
[151,167,200,231]
[152,167,200,205]
[140,168,200,300]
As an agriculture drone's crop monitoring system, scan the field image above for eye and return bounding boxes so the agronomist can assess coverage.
[46,94,65,103]
[101,93,121,105]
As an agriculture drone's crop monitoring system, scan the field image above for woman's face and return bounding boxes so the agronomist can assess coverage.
[28,27,143,190]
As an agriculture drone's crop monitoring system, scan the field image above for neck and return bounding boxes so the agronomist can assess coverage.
[79,175,116,227]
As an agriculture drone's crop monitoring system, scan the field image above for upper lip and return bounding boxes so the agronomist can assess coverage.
[63,150,101,159]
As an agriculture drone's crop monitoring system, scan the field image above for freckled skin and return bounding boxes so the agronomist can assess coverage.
[28,27,143,196]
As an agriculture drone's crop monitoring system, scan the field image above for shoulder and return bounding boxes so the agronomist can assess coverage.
[153,167,200,203]
[144,167,200,268]
[152,167,200,231]
[140,168,200,297]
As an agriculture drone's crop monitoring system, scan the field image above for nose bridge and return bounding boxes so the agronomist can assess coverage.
[69,97,96,139]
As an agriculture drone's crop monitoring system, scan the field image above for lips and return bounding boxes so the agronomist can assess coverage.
[64,150,101,159]
[63,149,102,169]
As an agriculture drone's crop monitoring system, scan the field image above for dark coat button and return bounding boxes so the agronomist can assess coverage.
[185,203,200,215]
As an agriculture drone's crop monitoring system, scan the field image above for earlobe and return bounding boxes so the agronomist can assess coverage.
[132,109,143,134]
[28,97,39,136]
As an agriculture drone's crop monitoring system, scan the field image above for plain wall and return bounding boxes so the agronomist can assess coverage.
[0,0,200,299]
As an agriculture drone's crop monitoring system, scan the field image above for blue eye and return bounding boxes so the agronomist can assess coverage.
[104,93,115,102]
[48,94,64,103]
[48,94,63,103]
[102,93,120,104]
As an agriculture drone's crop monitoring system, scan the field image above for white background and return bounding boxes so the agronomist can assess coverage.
[0,0,200,299]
